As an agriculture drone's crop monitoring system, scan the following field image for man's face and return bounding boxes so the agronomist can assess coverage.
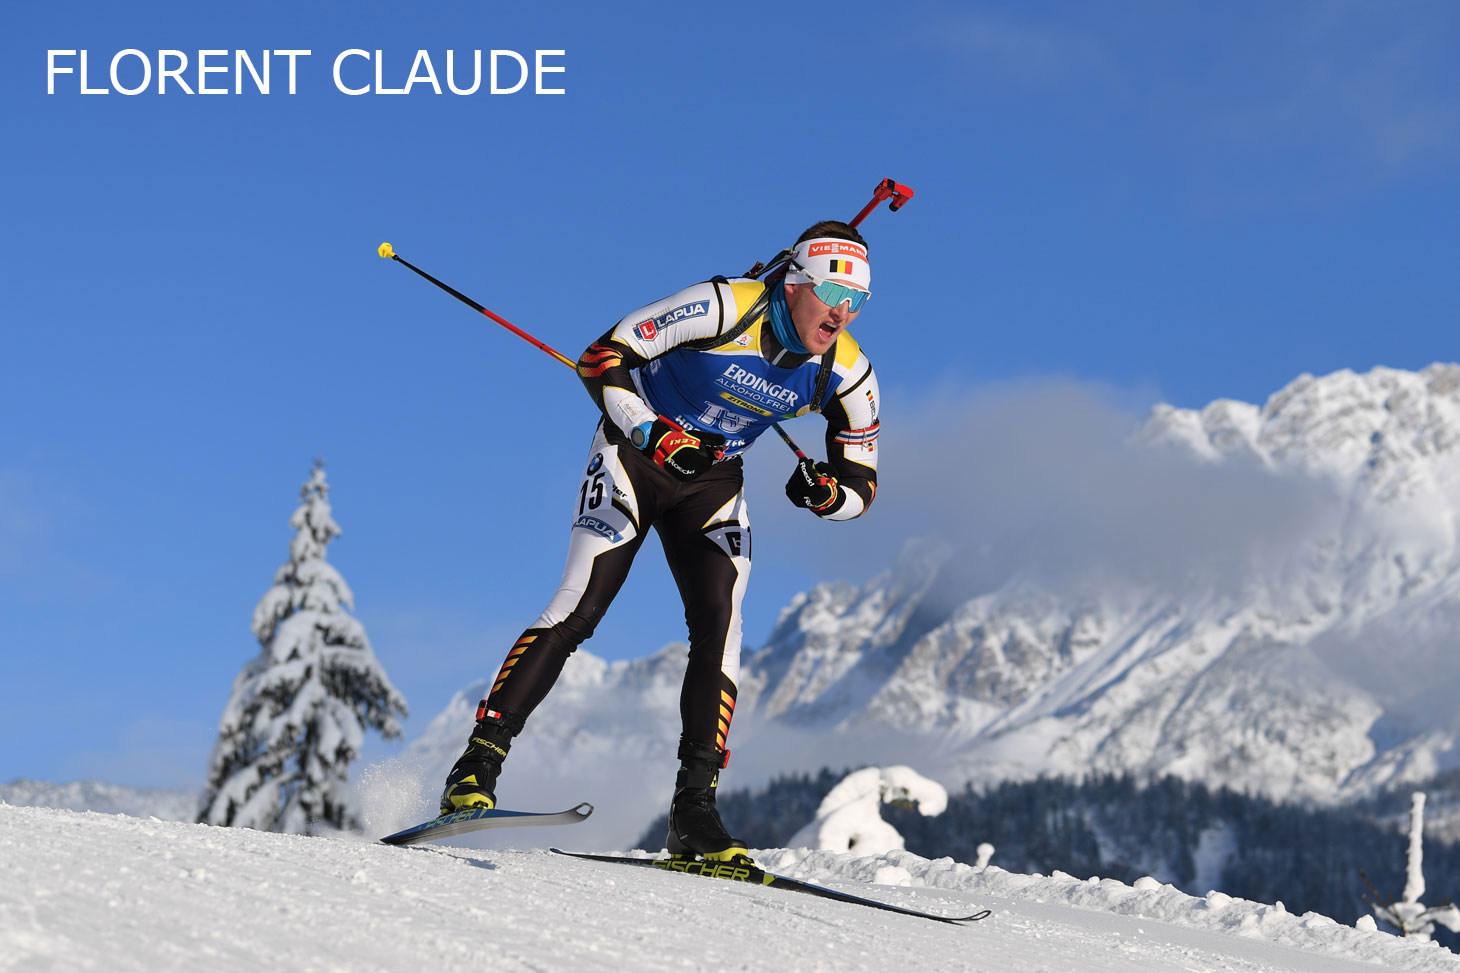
[784,281,862,356]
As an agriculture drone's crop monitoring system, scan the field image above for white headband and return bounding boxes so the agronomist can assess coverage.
[783,237,871,293]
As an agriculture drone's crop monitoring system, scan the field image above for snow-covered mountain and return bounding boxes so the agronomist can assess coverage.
[401,365,1460,847]
[0,778,199,822]
[741,365,1460,798]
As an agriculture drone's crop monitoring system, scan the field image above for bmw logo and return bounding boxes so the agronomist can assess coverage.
[587,453,604,474]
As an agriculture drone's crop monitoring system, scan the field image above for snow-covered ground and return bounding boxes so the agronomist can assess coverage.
[3,803,1456,972]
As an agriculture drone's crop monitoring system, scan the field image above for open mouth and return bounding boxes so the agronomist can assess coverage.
[817,322,839,340]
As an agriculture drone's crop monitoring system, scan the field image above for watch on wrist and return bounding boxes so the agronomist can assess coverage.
[630,421,652,450]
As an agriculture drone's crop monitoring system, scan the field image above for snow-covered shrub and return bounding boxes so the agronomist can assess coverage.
[788,765,948,856]
[1363,792,1460,940]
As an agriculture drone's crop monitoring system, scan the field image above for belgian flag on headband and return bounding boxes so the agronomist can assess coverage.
[829,259,855,275]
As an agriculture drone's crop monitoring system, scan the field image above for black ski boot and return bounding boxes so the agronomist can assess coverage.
[439,705,521,815]
[665,738,749,861]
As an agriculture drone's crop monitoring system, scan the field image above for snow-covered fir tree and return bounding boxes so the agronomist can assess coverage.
[198,461,407,834]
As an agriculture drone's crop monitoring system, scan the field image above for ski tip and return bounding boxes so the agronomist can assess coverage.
[377,241,395,259]
[570,802,594,819]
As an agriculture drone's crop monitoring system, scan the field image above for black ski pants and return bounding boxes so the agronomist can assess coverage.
[484,422,749,753]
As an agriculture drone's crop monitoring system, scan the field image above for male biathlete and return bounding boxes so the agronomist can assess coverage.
[440,219,882,861]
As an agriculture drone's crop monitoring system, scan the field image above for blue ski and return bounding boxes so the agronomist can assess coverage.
[380,802,593,846]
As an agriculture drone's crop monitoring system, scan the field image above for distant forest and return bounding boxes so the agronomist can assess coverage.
[637,770,1460,946]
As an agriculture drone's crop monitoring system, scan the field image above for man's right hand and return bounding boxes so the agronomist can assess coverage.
[633,416,725,481]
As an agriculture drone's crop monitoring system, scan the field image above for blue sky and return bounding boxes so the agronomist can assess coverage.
[3,1,1457,790]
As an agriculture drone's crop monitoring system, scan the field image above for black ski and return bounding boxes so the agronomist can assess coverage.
[380,802,593,846]
[550,849,990,925]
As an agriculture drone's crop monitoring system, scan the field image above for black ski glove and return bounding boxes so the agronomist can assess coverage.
[633,416,726,481]
[785,457,843,515]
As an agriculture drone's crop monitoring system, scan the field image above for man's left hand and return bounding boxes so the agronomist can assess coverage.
[785,457,842,515]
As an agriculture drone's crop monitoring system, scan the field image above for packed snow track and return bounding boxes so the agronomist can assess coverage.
[1,804,1456,972]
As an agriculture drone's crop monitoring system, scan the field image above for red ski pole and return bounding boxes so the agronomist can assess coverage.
[377,242,576,369]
